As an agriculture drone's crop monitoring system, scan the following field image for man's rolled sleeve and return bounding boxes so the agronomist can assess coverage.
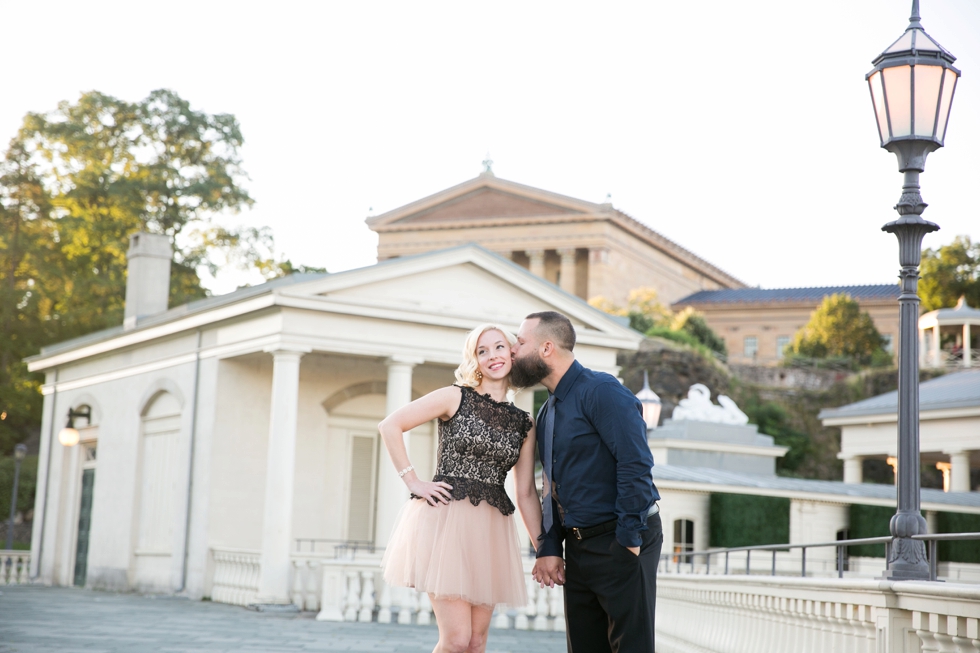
[589,382,656,549]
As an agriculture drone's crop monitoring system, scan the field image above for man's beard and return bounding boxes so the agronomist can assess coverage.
[510,351,551,389]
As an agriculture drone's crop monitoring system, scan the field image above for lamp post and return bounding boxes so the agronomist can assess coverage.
[636,371,663,430]
[866,0,959,581]
[5,443,28,551]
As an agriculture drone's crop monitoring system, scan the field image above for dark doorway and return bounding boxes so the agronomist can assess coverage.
[73,469,95,587]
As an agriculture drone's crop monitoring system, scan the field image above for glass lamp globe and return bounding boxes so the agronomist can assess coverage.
[59,426,80,447]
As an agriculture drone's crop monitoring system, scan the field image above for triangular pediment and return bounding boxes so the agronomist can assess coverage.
[280,245,641,347]
[367,175,602,231]
[394,187,579,225]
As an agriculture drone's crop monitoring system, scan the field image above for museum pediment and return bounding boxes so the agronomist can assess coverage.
[367,175,598,232]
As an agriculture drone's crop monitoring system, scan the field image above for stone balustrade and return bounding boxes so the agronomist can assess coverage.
[210,548,261,606]
[1,550,31,585]
[656,574,980,653]
[209,547,565,630]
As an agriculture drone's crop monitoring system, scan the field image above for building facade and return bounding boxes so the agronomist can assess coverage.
[366,170,745,306]
[26,236,641,600]
[673,285,901,365]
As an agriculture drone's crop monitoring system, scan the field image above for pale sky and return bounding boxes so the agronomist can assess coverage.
[4,1,980,295]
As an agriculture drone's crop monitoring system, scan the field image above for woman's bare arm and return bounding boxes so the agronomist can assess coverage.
[514,425,543,549]
[378,385,461,505]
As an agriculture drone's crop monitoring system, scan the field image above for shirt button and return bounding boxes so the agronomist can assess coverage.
[552,458,557,463]
[557,483,561,489]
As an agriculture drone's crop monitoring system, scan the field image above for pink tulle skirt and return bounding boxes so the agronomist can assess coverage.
[381,498,528,608]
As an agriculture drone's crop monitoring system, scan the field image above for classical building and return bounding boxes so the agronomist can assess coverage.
[672,285,901,365]
[920,296,980,369]
[366,169,745,306]
[821,369,980,493]
[26,234,640,601]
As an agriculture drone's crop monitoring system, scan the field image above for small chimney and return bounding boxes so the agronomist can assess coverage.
[124,232,172,330]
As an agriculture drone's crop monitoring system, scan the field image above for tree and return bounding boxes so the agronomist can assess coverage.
[920,235,980,311]
[788,293,888,367]
[589,287,672,333]
[0,90,316,455]
[671,307,727,356]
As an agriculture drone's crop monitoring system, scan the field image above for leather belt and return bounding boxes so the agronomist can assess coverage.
[568,503,659,541]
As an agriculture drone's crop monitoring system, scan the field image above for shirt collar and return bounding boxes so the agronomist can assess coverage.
[552,360,584,402]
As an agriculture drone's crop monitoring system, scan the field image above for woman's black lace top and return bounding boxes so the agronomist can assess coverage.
[420,385,532,516]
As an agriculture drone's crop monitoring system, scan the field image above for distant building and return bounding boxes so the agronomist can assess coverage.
[672,285,900,365]
[821,369,980,493]
[920,296,980,369]
[366,170,744,306]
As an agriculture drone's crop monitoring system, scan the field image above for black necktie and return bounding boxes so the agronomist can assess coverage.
[541,394,556,535]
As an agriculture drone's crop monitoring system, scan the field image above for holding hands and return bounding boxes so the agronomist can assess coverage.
[532,556,565,588]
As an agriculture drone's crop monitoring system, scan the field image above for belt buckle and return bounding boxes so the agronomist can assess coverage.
[572,528,583,540]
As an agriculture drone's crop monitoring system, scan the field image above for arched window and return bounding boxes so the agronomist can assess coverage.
[673,518,695,564]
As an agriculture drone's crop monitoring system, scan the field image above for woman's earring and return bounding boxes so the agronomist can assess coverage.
[477,370,483,379]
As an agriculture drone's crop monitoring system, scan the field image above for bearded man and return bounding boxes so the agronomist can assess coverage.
[511,310,662,653]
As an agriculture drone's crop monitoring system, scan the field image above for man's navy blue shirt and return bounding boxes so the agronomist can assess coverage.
[536,360,659,558]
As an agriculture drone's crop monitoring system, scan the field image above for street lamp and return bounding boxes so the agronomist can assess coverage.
[5,443,28,551]
[866,0,959,581]
[636,371,662,430]
[58,407,91,448]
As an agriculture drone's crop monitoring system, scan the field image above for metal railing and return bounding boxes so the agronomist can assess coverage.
[293,538,377,557]
[659,532,980,581]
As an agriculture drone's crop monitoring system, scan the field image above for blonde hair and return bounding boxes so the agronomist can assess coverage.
[454,324,517,388]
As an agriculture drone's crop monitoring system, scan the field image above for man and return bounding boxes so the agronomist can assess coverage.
[511,311,662,653]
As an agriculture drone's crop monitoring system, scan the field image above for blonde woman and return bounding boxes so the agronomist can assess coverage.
[380,324,541,653]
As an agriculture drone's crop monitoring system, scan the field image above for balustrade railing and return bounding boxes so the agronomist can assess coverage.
[656,575,980,653]
[1,550,31,585]
[208,547,566,630]
[210,548,260,606]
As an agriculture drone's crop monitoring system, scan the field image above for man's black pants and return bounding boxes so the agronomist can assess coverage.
[562,513,663,653]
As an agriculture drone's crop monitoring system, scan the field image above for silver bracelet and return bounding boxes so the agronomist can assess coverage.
[398,465,414,478]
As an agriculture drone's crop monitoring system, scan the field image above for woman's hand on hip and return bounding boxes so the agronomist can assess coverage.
[407,479,454,506]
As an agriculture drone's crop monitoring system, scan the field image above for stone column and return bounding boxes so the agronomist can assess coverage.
[525,249,545,279]
[919,328,926,367]
[964,323,972,368]
[557,248,577,295]
[255,346,310,606]
[587,247,610,300]
[948,450,971,493]
[842,456,863,484]
[375,356,422,548]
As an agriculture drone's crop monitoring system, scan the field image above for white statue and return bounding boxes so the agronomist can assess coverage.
[671,384,749,425]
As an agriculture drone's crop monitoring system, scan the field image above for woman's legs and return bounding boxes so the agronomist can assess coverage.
[429,596,495,653]
[466,603,494,653]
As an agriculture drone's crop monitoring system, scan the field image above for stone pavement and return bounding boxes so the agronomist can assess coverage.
[0,586,568,653]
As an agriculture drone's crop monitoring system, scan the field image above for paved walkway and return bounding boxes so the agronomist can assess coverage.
[0,586,567,653]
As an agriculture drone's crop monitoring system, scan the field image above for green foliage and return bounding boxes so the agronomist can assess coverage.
[0,454,37,516]
[0,90,320,455]
[920,235,980,312]
[739,398,810,476]
[788,293,889,368]
[936,512,980,563]
[848,503,893,557]
[672,307,727,356]
[709,493,790,548]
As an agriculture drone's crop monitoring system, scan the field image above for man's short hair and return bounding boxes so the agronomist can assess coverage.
[526,311,576,351]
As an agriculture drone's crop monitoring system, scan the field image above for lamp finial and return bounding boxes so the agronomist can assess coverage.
[909,0,922,29]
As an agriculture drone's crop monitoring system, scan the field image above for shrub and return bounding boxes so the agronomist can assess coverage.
[936,511,980,563]
[848,503,893,557]
[709,493,790,548]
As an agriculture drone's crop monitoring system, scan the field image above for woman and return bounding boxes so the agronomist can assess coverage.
[379,324,542,653]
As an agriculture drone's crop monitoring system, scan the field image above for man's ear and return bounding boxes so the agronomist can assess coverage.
[540,341,555,358]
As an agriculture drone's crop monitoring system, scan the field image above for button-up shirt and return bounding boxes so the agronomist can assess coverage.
[536,360,659,558]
